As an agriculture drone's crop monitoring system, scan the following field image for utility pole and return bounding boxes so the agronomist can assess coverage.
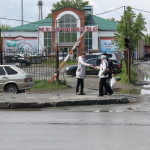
[21,0,23,25]
[56,19,60,81]
[124,6,130,83]
[38,0,43,21]
[0,23,3,65]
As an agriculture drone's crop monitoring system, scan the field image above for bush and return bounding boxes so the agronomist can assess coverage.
[33,79,69,89]
[117,60,136,84]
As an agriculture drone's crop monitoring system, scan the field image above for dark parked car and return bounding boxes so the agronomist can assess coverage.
[84,53,118,61]
[65,58,121,76]
[4,55,31,67]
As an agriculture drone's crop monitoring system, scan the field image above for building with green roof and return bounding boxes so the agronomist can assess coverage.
[2,6,119,55]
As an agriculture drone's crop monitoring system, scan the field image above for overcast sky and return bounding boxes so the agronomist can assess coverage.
[0,0,150,33]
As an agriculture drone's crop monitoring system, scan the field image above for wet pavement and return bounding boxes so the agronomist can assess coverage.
[0,60,150,150]
[0,108,150,150]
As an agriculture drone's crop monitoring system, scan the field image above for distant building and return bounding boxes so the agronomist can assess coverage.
[1,6,145,59]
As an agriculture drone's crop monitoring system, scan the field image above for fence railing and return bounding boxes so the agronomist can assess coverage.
[2,52,58,81]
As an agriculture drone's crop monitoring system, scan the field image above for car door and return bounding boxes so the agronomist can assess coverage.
[0,66,8,91]
[85,59,97,75]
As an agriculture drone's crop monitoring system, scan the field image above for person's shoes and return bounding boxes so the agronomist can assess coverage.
[76,92,80,95]
[80,92,86,95]
[103,93,107,95]
[108,92,113,96]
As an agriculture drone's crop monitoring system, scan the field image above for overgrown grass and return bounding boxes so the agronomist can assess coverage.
[33,79,70,90]
[115,60,136,84]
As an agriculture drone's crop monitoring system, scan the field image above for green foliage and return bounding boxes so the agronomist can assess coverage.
[46,0,89,18]
[1,24,11,30]
[114,6,146,53]
[145,34,150,45]
[130,63,136,83]
[120,60,128,84]
[33,79,69,89]
[117,60,136,84]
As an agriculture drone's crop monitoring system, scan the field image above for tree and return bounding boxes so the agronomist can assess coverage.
[113,6,146,83]
[1,24,11,30]
[114,6,146,53]
[107,17,119,23]
[46,0,89,18]
[145,34,150,45]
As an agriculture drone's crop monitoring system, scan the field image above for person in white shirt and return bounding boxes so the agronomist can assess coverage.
[96,55,113,96]
[76,51,93,95]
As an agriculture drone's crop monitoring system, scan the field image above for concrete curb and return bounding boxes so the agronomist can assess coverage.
[0,97,129,109]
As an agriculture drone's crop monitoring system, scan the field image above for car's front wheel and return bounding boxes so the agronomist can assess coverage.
[21,62,26,67]
[5,84,18,94]
[71,70,76,77]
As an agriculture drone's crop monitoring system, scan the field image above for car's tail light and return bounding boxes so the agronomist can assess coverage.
[118,64,121,69]
[24,78,32,82]
[114,53,118,59]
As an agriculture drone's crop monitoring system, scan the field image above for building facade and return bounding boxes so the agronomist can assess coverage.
[1,6,145,59]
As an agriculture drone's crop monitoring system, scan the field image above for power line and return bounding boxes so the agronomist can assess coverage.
[0,17,32,23]
[132,7,150,14]
[0,6,125,25]
[1,6,150,26]
[94,6,124,16]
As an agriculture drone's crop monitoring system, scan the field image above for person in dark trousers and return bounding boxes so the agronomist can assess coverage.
[103,52,114,95]
[76,51,93,95]
[96,55,113,96]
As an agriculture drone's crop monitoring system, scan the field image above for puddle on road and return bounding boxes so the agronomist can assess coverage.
[144,74,150,82]
[114,87,150,95]
[116,63,150,95]
[114,88,141,95]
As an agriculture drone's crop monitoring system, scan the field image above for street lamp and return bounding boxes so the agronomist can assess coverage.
[0,22,3,65]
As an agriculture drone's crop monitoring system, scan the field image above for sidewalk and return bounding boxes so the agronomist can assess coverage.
[0,92,132,109]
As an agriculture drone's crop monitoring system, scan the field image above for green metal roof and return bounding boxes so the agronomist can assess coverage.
[85,14,117,31]
[4,18,52,32]
[4,12,117,32]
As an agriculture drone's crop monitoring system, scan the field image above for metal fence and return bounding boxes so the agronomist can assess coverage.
[1,51,58,81]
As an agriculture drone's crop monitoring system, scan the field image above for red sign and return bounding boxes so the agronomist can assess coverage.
[38,26,98,32]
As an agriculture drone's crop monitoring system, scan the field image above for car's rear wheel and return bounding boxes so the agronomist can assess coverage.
[71,70,76,77]
[5,84,18,94]
[21,62,26,67]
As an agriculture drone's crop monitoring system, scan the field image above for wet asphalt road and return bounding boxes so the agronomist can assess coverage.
[0,108,150,150]
[0,60,150,150]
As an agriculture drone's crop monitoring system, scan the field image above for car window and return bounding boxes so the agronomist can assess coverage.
[86,59,97,65]
[4,66,18,75]
[107,54,112,58]
[96,59,101,66]
[0,67,6,75]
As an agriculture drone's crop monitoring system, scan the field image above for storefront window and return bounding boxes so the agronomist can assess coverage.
[84,32,92,53]
[59,14,77,43]
[44,32,52,54]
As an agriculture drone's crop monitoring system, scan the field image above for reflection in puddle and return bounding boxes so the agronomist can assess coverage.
[114,88,141,95]
[141,89,150,95]
[143,85,150,88]
[136,65,150,82]
[144,74,150,82]
[114,88,150,95]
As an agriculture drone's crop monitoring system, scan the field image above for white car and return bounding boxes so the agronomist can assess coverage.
[0,65,34,94]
